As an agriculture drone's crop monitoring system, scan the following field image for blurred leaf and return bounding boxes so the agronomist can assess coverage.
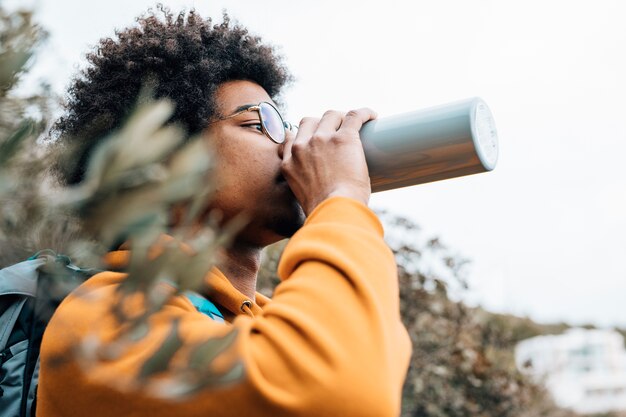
[192,360,245,392]
[138,319,184,380]
[99,100,180,186]
[188,329,239,369]
[0,2,245,400]
[0,105,34,166]
[0,48,31,91]
[128,323,150,343]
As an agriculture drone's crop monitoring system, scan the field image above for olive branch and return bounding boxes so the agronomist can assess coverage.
[0,4,244,398]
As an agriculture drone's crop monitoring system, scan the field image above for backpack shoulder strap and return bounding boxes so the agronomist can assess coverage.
[0,259,47,350]
[0,259,47,298]
[0,297,27,350]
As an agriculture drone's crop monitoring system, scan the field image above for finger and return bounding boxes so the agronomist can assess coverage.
[295,116,320,141]
[315,110,344,135]
[283,117,319,160]
[338,108,377,134]
[280,127,295,160]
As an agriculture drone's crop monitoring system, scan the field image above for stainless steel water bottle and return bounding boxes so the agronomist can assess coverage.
[359,97,499,192]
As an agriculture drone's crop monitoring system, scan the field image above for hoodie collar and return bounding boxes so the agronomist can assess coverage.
[103,250,269,318]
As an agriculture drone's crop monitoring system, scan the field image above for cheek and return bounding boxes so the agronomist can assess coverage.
[211,144,274,205]
[206,126,279,202]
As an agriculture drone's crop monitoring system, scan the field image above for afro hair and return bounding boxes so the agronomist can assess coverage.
[54,6,291,184]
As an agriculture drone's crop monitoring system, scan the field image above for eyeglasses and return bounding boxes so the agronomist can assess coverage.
[210,101,294,144]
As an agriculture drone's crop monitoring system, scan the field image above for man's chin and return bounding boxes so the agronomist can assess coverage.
[268,201,305,239]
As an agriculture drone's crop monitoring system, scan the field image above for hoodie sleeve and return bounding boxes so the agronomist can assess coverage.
[37,197,412,417]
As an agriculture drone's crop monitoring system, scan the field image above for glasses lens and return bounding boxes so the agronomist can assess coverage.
[259,102,285,144]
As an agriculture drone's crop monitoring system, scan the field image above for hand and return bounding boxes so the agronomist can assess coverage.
[279,108,377,216]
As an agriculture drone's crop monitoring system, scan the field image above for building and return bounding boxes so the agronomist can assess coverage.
[515,328,626,414]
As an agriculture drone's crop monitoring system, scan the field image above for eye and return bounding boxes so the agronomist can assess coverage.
[242,123,263,132]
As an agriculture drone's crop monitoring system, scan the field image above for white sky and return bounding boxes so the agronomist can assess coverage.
[11,0,626,327]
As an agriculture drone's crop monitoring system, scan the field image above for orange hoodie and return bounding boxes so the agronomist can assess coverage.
[37,197,412,417]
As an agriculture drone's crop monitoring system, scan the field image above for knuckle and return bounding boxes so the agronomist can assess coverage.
[299,116,318,126]
[331,131,352,143]
[360,106,375,114]
[310,132,328,144]
[323,109,341,118]
[291,141,306,154]
[345,107,376,120]
[345,109,361,119]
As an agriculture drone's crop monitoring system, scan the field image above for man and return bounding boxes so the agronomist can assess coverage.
[39,7,411,417]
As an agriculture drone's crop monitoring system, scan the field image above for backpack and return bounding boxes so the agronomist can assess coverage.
[0,250,224,417]
[0,251,96,417]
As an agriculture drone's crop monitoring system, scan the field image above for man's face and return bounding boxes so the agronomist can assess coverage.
[203,80,305,247]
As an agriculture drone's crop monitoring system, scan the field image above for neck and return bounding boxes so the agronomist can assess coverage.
[218,242,262,301]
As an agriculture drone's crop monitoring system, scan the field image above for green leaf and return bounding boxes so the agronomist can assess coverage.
[188,328,239,370]
[0,49,33,92]
[0,120,34,165]
[189,360,245,395]
[138,319,184,380]
[128,323,150,343]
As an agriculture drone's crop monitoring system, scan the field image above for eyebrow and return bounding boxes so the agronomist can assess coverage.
[209,103,260,125]
[227,103,257,116]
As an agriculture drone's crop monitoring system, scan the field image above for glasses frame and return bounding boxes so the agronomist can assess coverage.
[210,101,291,144]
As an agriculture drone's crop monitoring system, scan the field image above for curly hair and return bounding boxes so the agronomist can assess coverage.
[54,6,291,184]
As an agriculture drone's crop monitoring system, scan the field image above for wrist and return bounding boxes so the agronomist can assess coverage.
[324,186,370,209]
[299,182,371,216]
